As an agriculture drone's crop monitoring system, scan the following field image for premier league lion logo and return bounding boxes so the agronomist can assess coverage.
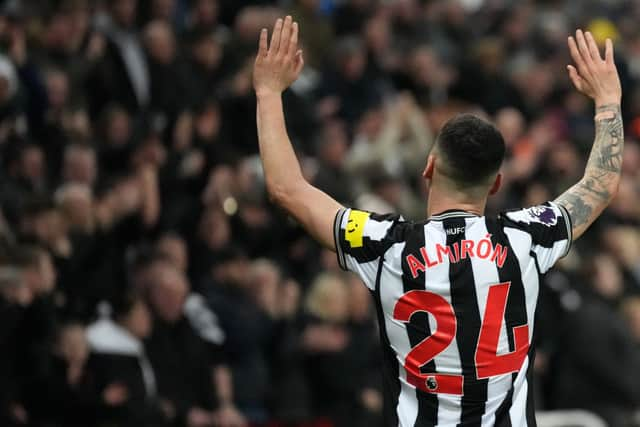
[526,205,558,227]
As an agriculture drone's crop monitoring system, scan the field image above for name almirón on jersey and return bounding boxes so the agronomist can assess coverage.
[333,202,571,427]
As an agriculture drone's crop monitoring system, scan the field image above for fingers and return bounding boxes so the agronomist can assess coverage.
[568,36,589,77]
[575,29,595,68]
[287,22,299,58]
[605,38,614,65]
[584,31,602,61]
[566,65,584,92]
[258,28,268,58]
[279,16,293,57]
[269,18,283,55]
[294,50,305,75]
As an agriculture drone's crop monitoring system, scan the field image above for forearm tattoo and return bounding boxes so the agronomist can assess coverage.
[555,104,623,230]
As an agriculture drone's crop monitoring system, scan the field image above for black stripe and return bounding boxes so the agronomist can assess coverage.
[525,346,537,427]
[372,257,401,427]
[487,218,531,425]
[400,223,438,427]
[333,208,348,270]
[494,387,514,427]
[445,217,487,426]
[556,203,573,257]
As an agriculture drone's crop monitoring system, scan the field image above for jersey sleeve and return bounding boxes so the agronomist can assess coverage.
[500,201,572,273]
[333,208,405,290]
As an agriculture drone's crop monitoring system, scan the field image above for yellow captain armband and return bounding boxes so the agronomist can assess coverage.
[345,210,370,248]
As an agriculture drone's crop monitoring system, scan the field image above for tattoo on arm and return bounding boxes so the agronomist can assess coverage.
[555,104,623,234]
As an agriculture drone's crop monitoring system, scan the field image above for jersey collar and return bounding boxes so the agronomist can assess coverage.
[429,209,480,220]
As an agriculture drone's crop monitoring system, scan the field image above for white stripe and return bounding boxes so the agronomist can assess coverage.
[364,217,395,240]
[509,356,530,427]
[378,242,418,426]
[504,228,540,343]
[425,222,463,425]
[465,218,513,426]
[345,257,379,290]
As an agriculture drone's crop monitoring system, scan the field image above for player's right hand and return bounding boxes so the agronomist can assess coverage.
[567,29,621,107]
[253,16,304,97]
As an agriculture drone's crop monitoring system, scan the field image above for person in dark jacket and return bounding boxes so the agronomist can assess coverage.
[144,260,221,427]
[86,293,166,427]
[24,321,97,427]
[552,253,640,427]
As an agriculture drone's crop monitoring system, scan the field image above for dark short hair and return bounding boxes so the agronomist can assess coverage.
[435,114,505,187]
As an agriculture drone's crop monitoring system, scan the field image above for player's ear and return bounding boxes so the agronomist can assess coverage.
[489,173,502,195]
[423,155,435,180]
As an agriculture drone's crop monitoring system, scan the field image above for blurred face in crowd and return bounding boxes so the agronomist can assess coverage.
[591,253,624,300]
[106,109,132,147]
[56,184,94,232]
[144,20,176,64]
[111,0,137,28]
[319,120,348,168]
[339,48,367,81]
[20,145,46,182]
[0,268,32,306]
[63,145,97,187]
[45,12,74,51]
[147,263,188,323]
[547,142,581,178]
[364,14,391,55]
[199,208,230,250]
[156,234,188,272]
[495,108,525,148]
[357,107,385,139]
[305,274,350,323]
[57,324,89,365]
[251,260,281,315]
[192,35,222,70]
[195,103,221,141]
[120,299,152,339]
[193,0,218,27]
[46,70,69,111]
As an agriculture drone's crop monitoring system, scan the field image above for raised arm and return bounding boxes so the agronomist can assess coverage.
[554,30,623,240]
[253,17,342,250]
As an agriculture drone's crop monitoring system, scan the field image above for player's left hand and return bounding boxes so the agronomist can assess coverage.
[253,16,304,97]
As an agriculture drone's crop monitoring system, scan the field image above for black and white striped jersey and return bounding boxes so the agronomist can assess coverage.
[334,202,572,427]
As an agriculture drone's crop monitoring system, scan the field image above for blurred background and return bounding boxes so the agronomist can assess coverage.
[0,0,639,426]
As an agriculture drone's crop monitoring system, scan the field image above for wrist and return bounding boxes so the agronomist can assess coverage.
[594,98,621,109]
[255,88,283,99]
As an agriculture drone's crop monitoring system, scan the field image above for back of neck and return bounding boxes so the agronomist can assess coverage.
[426,183,487,218]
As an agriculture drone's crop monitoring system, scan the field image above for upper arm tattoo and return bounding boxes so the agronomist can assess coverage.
[555,104,623,232]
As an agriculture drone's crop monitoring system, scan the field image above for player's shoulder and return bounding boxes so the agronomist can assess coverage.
[336,208,417,246]
[495,201,572,247]
[499,202,564,228]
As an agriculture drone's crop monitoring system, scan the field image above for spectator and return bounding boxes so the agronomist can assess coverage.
[552,253,640,426]
[0,1,639,425]
[144,260,224,427]
[86,293,165,426]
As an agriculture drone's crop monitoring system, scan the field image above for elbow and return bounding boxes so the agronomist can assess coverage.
[265,179,298,208]
[266,182,288,206]
[606,176,621,202]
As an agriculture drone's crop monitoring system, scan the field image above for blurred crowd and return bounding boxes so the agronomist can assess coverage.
[0,0,639,426]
